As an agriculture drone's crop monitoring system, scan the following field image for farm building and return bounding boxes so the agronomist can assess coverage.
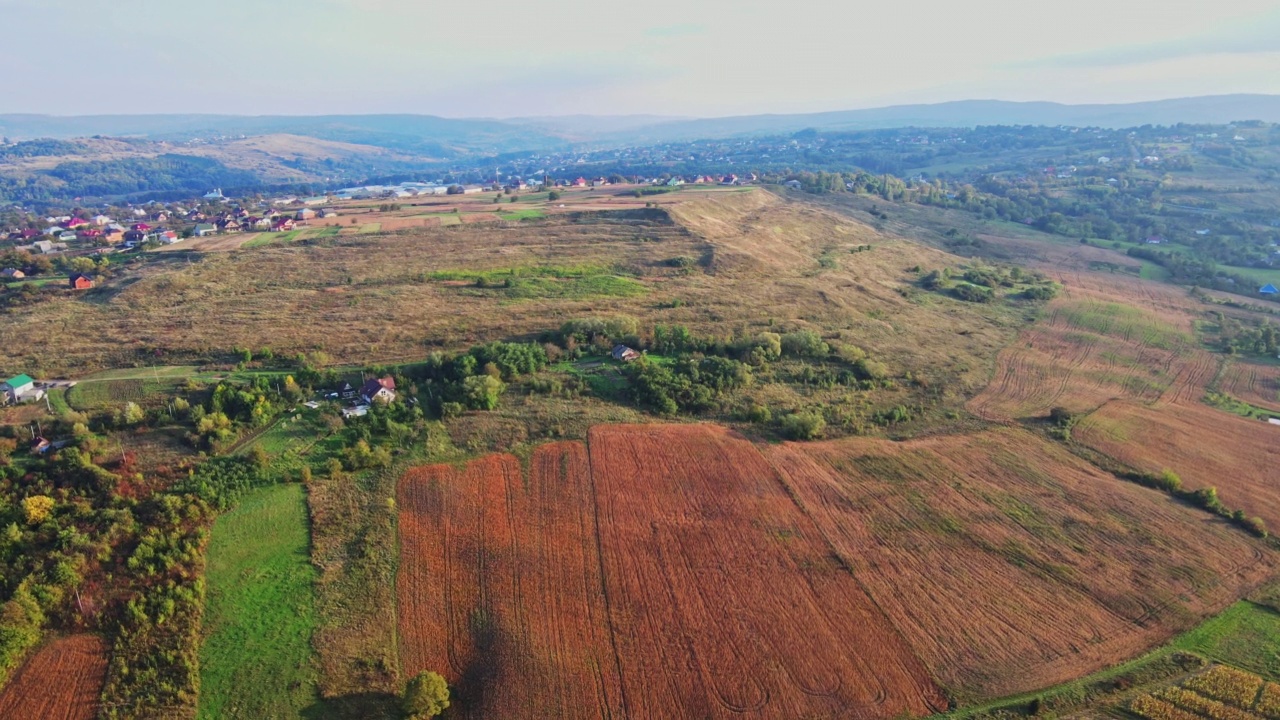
[1,268,24,279]
[193,224,217,237]
[296,208,317,221]
[69,273,94,290]
[301,196,328,206]
[1,374,39,404]
[342,405,370,419]
[360,377,397,404]
[612,345,641,362]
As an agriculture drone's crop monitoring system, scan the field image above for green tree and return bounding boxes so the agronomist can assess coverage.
[403,670,450,718]
[120,401,146,426]
[463,375,505,411]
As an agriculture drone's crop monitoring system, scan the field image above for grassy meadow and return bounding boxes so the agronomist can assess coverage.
[198,482,319,720]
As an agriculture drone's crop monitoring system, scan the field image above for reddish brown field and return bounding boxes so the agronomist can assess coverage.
[0,635,107,720]
[1219,360,1280,413]
[969,274,1217,421]
[588,424,945,719]
[1076,399,1280,531]
[765,428,1273,701]
[399,428,947,719]
[398,444,626,719]
[398,421,1274,713]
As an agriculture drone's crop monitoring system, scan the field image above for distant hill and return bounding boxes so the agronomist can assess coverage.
[0,134,446,204]
[5,95,1280,153]
[594,95,1280,144]
[0,114,570,155]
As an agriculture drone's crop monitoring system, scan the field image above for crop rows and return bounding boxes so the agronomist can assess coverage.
[1183,666,1266,710]
[1128,665,1280,720]
[0,635,107,720]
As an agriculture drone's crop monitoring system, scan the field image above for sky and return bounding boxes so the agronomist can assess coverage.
[2,0,1279,118]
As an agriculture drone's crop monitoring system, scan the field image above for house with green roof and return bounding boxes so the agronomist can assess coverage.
[1,374,37,404]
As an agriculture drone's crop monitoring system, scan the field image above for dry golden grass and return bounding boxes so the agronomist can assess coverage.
[1,190,1026,406]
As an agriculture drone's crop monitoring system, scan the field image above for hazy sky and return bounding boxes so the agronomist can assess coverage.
[3,0,1279,117]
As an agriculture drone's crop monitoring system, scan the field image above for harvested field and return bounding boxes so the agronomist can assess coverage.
[397,421,1274,713]
[0,634,108,720]
[1219,361,1280,413]
[1076,399,1280,531]
[764,427,1275,701]
[969,273,1219,421]
[398,428,947,719]
[589,424,945,719]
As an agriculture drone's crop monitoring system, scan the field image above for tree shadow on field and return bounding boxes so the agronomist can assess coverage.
[301,692,401,720]
[450,604,506,716]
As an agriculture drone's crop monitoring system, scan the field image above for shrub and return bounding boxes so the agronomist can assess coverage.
[953,283,994,303]
[780,330,829,358]
[853,358,889,381]
[462,375,505,411]
[1048,407,1076,427]
[745,404,772,424]
[403,670,450,718]
[780,412,826,440]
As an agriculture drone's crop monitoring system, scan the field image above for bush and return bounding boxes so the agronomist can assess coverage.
[462,375,505,411]
[852,358,889,381]
[780,330,829,358]
[740,333,782,365]
[953,283,994,303]
[780,411,825,440]
[403,670,450,718]
[1048,407,1072,425]
[745,404,772,424]
[1246,516,1269,538]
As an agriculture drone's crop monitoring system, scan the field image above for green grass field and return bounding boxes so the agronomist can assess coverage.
[1172,601,1280,679]
[68,371,189,407]
[497,208,546,221]
[198,483,319,720]
[426,264,647,300]
[358,223,382,234]
[1220,264,1280,289]
[243,230,303,248]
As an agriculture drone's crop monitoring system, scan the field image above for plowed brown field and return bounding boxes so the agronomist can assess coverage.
[589,424,945,719]
[398,423,1273,714]
[0,634,107,720]
[399,429,947,719]
[970,269,1280,558]
[968,274,1216,421]
[1219,361,1280,413]
[1076,400,1280,531]
[765,428,1273,700]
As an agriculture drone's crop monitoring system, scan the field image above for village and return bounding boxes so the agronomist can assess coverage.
[0,173,754,289]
